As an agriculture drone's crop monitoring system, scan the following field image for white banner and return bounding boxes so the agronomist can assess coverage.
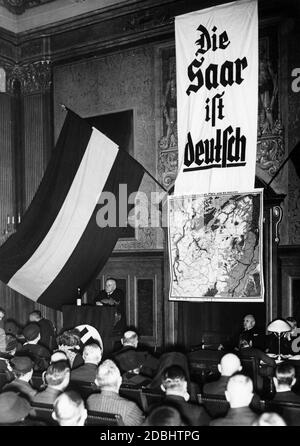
[174,0,258,195]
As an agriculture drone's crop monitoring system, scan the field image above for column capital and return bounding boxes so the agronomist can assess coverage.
[5,59,52,95]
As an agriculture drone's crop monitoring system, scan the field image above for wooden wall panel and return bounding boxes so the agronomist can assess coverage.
[0,93,13,236]
[0,282,63,334]
[23,94,45,209]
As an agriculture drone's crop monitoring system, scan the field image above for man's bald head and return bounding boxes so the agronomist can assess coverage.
[243,314,255,331]
[225,374,253,408]
[218,353,242,376]
[122,330,138,348]
[53,391,87,426]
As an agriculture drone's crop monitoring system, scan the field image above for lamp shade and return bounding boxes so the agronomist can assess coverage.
[267,319,292,333]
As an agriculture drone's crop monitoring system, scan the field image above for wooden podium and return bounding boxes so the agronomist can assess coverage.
[62,305,116,353]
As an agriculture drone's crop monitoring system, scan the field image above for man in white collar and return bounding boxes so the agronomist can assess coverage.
[95,278,125,332]
[210,374,258,426]
[273,363,300,403]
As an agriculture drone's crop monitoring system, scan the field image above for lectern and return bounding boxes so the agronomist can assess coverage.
[62,305,116,353]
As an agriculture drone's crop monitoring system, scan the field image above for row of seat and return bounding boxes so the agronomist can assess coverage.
[188,352,262,392]
[29,401,124,426]
[197,393,300,426]
[0,369,164,413]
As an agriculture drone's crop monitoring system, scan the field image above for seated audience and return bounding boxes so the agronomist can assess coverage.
[0,307,5,327]
[0,308,7,353]
[18,323,51,372]
[0,335,18,374]
[143,405,184,426]
[29,310,57,351]
[40,351,69,389]
[203,353,242,396]
[210,374,258,426]
[4,318,18,334]
[70,343,102,383]
[56,329,83,369]
[160,365,210,426]
[4,320,23,350]
[50,350,68,363]
[0,391,45,426]
[33,361,70,405]
[148,351,199,400]
[86,359,144,426]
[112,330,158,378]
[252,412,287,426]
[3,356,37,401]
[273,363,300,403]
[4,335,18,357]
[52,390,87,426]
[0,330,6,355]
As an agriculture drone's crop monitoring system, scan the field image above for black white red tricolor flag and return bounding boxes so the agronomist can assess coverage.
[0,110,144,310]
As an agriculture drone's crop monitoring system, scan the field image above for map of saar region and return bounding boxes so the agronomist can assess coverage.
[168,190,264,302]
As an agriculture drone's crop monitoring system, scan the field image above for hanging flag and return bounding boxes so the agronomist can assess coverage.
[0,110,144,310]
[174,0,258,195]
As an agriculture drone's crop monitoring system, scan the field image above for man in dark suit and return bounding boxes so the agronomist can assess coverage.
[160,365,210,426]
[112,330,158,380]
[86,359,144,426]
[3,356,37,401]
[203,353,242,396]
[210,374,258,426]
[29,310,57,351]
[95,278,125,333]
[70,343,102,383]
[273,363,300,403]
[33,360,70,405]
[18,323,51,372]
[238,314,265,349]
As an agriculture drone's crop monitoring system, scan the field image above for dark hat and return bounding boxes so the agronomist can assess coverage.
[0,391,31,424]
[5,335,17,353]
[23,323,40,341]
[10,356,33,374]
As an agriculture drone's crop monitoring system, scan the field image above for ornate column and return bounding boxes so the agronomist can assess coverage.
[6,59,53,211]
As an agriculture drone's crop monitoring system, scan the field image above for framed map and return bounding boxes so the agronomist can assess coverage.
[168,190,264,302]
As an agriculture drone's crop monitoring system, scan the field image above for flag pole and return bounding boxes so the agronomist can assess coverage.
[267,141,300,188]
[132,158,169,194]
[59,104,169,194]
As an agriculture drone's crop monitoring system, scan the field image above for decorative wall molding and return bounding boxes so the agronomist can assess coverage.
[158,149,178,190]
[0,0,55,15]
[273,205,283,244]
[256,123,285,179]
[287,31,300,245]
[5,59,52,94]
